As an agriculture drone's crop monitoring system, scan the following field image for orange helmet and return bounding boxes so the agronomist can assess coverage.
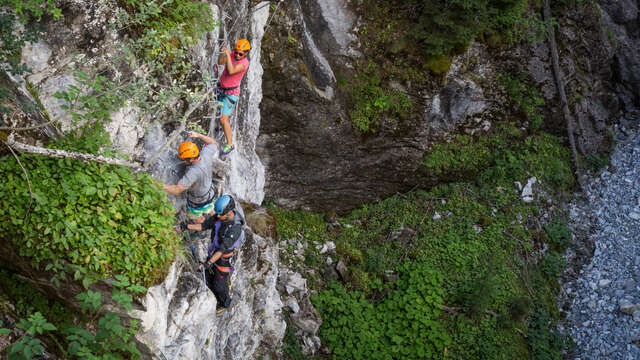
[178,142,198,159]
[235,39,251,52]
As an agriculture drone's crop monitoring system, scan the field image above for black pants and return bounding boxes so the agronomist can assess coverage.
[206,267,231,308]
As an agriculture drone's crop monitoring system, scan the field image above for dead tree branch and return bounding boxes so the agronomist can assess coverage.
[4,137,141,168]
[143,93,210,169]
[543,0,583,190]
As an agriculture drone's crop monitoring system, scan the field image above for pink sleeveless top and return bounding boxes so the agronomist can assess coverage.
[219,52,249,96]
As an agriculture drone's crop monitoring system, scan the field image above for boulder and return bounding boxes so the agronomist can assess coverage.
[335,260,348,282]
[620,298,637,315]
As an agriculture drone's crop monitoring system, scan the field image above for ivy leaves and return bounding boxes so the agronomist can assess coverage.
[0,153,179,286]
[0,283,142,359]
[312,264,450,359]
[1,313,56,360]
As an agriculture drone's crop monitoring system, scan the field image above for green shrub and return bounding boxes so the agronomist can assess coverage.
[0,152,179,286]
[392,0,528,57]
[271,207,329,244]
[423,134,493,178]
[0,268,74,328]
[348,62,412,133]
[116,0,215,73]
[281,314,309,360]
[544,217,572,251]
[539,251,566,279]
[0,0,62,76]
[500,73,545,131]
[526,308,566,360]
[585,153,611,172]
[424,124,574,191]
[454,266,500,318]
[1,276,144,359]
[312,263,450,359]
[426,55,452,75]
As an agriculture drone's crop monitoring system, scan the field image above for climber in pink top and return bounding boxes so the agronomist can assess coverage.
[216,39,250,156]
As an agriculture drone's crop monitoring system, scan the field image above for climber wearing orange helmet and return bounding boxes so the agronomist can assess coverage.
[163,131,219,218]
[215,39,251,156]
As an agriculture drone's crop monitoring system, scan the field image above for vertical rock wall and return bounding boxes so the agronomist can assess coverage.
[224,3,268,205]
[10,1,288,359]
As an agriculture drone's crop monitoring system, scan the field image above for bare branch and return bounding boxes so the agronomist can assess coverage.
[543,0,583,190]
[0,117,59,131]
[2,140,34,220]
[5,137,142,168]
[143,93,211,169]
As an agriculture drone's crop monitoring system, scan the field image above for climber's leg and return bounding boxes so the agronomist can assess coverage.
[213,267,232,309]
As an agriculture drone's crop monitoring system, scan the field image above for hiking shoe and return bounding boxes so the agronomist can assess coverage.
[220,144,235,156]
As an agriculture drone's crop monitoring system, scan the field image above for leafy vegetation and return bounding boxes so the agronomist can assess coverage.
[344,0,550,133]
[313,264,449,359]
[375,0,541,58]
[545,217,572,251]
[348,63,412,133]
[274,125,574,359]
[0,0,61,114]
[500,73,546,131]
[526,308,567,360]
[585,152,611,172]
[116,0,215,73]
[0,130,179,286]
[0,268,74,329]
[423,123,574,190]
[281,314,309,360]
[0,275,144,359]
[0,0,61,77]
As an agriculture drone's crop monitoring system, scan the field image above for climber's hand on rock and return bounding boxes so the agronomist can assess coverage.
[187,131,199,139]
[197,263,204,271]
[221,45,230,56]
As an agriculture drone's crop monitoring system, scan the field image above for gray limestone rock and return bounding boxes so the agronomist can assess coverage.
[428,79,488,134]
[336,260,348,281]
[283,271,307,295]
[521,177,537,203]
[287,298,301,314]
[601,0,638,24]
[620,299,637,315]
[324,264,340,282]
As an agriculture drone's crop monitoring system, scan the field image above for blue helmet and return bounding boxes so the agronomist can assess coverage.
[214,194,235,215]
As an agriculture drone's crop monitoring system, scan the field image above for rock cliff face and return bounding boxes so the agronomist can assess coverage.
[7,0,640,358]
[133,227,286,360]
[258,0,487,213]
[258,0,640,213]
[5,1,298,359]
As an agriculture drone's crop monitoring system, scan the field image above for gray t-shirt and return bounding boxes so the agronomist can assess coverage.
[178,144,216,204]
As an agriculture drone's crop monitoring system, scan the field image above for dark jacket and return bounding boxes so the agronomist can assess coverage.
[202,211,244,272]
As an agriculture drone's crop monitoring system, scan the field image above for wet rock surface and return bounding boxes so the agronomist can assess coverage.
[561,113,640,359]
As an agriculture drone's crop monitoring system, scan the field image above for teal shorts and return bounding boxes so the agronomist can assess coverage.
[219,94,239,116]
[187,201,214,218]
